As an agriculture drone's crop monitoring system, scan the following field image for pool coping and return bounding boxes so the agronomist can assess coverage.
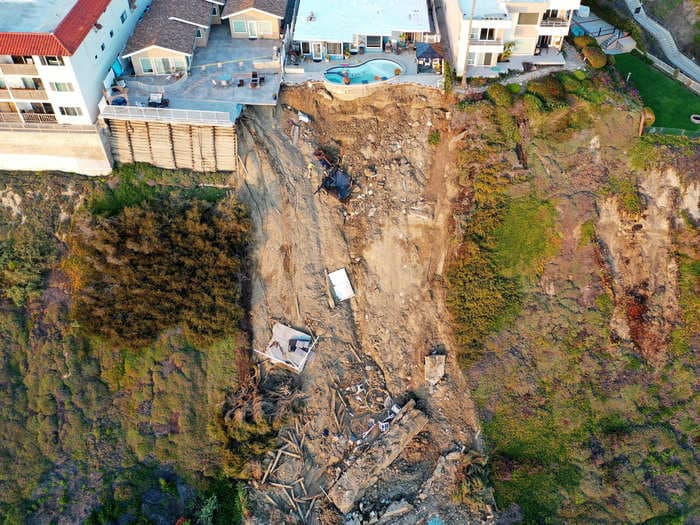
[323,58,405,88]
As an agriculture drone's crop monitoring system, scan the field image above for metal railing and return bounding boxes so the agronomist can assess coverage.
[540,17,568,26]
[101,104,234,125]
[21,113,57,123]
[645,126,700,138]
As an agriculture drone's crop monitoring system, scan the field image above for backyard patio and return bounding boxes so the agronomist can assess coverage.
[114,24,282,118]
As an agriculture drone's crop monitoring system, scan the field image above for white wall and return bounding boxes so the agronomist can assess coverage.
[64,0,151,124]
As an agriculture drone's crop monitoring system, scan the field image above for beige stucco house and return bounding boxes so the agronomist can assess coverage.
[123,0,225,75]
[221,0,288,40]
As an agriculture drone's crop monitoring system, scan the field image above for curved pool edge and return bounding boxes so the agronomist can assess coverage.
[322,58,405,100]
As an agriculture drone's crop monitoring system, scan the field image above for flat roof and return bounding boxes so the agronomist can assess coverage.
[458,0,509,19]
[0,0,78,33]
[293,0,430,43]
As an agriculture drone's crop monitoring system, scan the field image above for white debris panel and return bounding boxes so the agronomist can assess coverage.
[328,268,355,302]
[255,322,318,373]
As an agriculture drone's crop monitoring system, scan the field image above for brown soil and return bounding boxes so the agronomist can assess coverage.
[235,85,483,524]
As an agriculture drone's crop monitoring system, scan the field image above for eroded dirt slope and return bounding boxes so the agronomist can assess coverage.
[235,85,483,524]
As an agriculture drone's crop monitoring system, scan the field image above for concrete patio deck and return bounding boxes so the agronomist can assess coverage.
[113,24,282,120]
[466,48,566,78]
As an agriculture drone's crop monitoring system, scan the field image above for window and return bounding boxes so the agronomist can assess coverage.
[467,52,476,65]
[100,43,106,51]
[543,9,558,19]
[326,42,342,55]
[232,20,246,33]
[120,10,128,23]
[59,106,82,116]
[49,82,74,92]
[109,29,114,38]
[366,35,381,48]
[31,102,54,114]
[517,13,539,25]
[211,5,218,15]
[12,56,34,65]
[479,28,495,40]
[301,42,310,54]
[40,56,64,66]
[258,21,273,35]
[140,57,153,73]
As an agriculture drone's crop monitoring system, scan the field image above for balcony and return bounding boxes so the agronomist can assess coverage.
[21,112,57,123]
[0,111,21,123]
[0,63,38,76]
[0,88,10,99]
[540,17,568,27]
[11,88,48,100]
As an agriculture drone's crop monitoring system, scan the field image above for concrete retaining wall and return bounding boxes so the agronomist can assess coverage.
[0,125,112,176]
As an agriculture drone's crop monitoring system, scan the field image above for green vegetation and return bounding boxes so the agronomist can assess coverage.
[601,175,642,214]
[0,169,253,523]
[428,129,441,145]
[70,189,250,349]
[506,83,521,94]
[614,52,700,130]
[453,72,700,523]
[579,219,596,246]
[486,83,513,107]
[0,226,56,306]
[443,61,453,95]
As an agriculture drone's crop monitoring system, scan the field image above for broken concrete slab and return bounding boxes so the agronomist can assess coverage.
[328,399,429,514]
[424,354,446,385]
[377,499,414,523]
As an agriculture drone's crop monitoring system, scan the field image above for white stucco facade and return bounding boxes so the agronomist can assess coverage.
[0,0,150,126]
[441,0,580,76]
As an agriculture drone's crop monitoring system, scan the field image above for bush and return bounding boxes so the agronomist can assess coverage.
[572,69,587,81]
[428,130,441,145]
[643,106,656,127]
[583,45,607,69]
[494,107,520,149]
[526,77,566,109]
[443,61,453,94]
[523,93,544,117]
[486,83,513,107]
[69,191,252,348]
[573,35,596,49]
[507,83,521,94]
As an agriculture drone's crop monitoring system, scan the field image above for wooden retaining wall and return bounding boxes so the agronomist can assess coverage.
[106,119,238,172]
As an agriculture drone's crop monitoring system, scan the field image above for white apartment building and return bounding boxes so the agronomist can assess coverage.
[0,0,150,126]
[443,0,580,76]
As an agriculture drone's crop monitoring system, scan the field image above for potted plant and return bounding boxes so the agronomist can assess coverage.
[394,68,401,76]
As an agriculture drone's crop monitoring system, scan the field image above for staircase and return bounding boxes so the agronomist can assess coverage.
[623,0,700,82]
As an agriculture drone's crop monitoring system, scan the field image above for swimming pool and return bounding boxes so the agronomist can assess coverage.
[324,59,404,85]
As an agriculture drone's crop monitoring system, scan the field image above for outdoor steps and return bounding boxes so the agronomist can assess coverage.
[622,0,700,82]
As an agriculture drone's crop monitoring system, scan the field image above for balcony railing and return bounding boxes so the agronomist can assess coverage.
[540,17,568,27]
[11,88,48,100]
[469,39,504,46]
[0,88,10,99]
[21,112,57,123]
[0,111,22,123]
[0,63,38,75]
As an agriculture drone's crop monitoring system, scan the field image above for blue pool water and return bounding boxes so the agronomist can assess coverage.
[324,59,403,85]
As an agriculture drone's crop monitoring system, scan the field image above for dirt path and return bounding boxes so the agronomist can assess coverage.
[236,86,482,524]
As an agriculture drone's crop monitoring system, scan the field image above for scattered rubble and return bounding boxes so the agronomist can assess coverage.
[328,400,429,514]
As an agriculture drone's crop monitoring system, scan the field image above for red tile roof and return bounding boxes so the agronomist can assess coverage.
[0,0,112,56]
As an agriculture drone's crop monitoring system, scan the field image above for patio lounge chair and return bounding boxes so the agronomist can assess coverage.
[211,79,218,87]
